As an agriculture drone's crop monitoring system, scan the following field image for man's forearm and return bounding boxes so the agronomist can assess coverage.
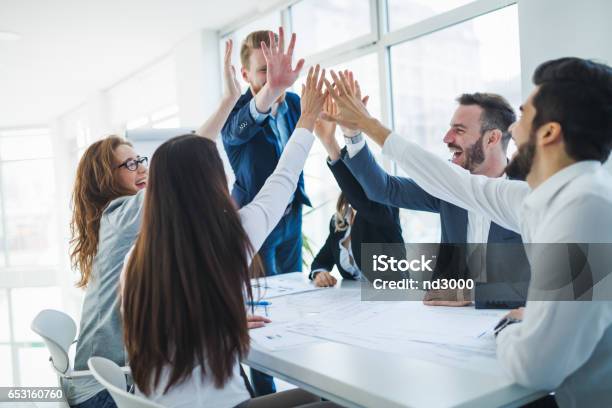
[254,84,282,113]
[359,117,392,147]
[197,96,238,140]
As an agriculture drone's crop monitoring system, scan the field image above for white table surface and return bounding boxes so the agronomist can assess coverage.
[245,272,547,408]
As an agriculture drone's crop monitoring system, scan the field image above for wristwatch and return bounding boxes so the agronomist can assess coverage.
[344,132,363,144]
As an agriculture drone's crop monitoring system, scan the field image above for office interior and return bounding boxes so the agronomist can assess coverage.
[0,0,610,406]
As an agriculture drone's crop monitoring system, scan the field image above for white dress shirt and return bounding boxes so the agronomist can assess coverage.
[382,131,612,408]
[125,128,315,408]
[311,218,362,279]
[337,223,362,278]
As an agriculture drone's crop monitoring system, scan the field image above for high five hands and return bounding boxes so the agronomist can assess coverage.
[321,69,392,146]
[313,70,369,160]
[321,70,372,132]
[296,64,328,132]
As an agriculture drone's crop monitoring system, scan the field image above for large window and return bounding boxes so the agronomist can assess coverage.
[0,128,58,267]
[0,287,64,387]
[219,0,522,254]
[387,0,476,31]
[0,127,62,387]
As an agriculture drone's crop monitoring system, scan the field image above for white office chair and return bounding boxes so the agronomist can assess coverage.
[31,309,93,407]
[88,357,164,408]
[31,309,132,407]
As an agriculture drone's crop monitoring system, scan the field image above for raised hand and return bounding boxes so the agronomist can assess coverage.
[261,27,305,95]
[314,93,342,160]
[338,70,369,137]
[296,64,328,132]
[322,70,372,131]
[222,39,241,104]
[196,39,242,140]
[314,93,337,144]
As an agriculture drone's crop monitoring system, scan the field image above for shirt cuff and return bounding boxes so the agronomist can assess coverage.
[327,156,341,166]
[346,135,366,158]
[249,98,271,124]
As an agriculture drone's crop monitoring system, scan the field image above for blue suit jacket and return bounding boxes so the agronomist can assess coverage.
[342,144,531,287]
[221,89,310,208]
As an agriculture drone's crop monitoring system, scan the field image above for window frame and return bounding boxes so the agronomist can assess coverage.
[219,0,518,131]
[217,0,521,248]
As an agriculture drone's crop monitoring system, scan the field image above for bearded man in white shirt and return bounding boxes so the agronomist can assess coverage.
[323,57,612,407]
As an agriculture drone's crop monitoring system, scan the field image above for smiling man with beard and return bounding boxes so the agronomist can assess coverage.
[325,57,612,407]
[339,90,530,306]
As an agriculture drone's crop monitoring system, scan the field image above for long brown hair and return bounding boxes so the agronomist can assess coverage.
[70,136,133,288]
[122,134,262,395]
[334,193,353,232]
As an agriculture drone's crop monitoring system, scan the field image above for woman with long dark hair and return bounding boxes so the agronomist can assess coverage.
[121,52,338,406]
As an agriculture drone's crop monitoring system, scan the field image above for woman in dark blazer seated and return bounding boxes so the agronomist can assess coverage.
[309,157,404,287]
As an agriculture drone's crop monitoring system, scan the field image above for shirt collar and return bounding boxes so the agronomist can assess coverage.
[523,160,601,210]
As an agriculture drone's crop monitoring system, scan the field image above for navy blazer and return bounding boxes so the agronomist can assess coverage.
[310,159,404,280]
[342,144,531,287]
[221,89,310,208]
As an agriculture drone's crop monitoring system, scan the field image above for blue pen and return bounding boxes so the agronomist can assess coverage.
[246,300,271,316]
[246,301,272,306]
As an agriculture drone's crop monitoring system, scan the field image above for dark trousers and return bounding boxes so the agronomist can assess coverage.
[522,395,558,407]
[258,203,303,276]
[71,389,117,408]
[251,204,302,396]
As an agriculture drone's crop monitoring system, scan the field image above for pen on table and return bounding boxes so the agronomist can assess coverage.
[246,300,272,306]
[477,316,520,338]
[493,317,520,337]
[246,300,272,316]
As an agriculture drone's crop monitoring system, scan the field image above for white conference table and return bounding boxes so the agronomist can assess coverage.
[245,272,547,408]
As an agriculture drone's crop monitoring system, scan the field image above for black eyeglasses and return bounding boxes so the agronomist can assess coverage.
[116,156,148,171]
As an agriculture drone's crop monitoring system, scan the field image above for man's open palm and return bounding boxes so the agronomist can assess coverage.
[261,27,305,93]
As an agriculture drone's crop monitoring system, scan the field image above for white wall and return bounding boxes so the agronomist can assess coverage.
[173,29,235,185]
[518,0,612,171]
[174,29,222,127]
[517,0,612,97]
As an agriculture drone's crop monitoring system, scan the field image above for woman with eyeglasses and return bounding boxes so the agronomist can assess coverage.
[66,40,261,408]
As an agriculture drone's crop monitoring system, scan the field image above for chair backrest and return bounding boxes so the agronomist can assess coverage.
[31,309,77,374]
[88,357,164,408]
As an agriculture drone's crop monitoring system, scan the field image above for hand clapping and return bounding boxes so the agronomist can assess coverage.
[323,70,372,132]
[296,64,328,132]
